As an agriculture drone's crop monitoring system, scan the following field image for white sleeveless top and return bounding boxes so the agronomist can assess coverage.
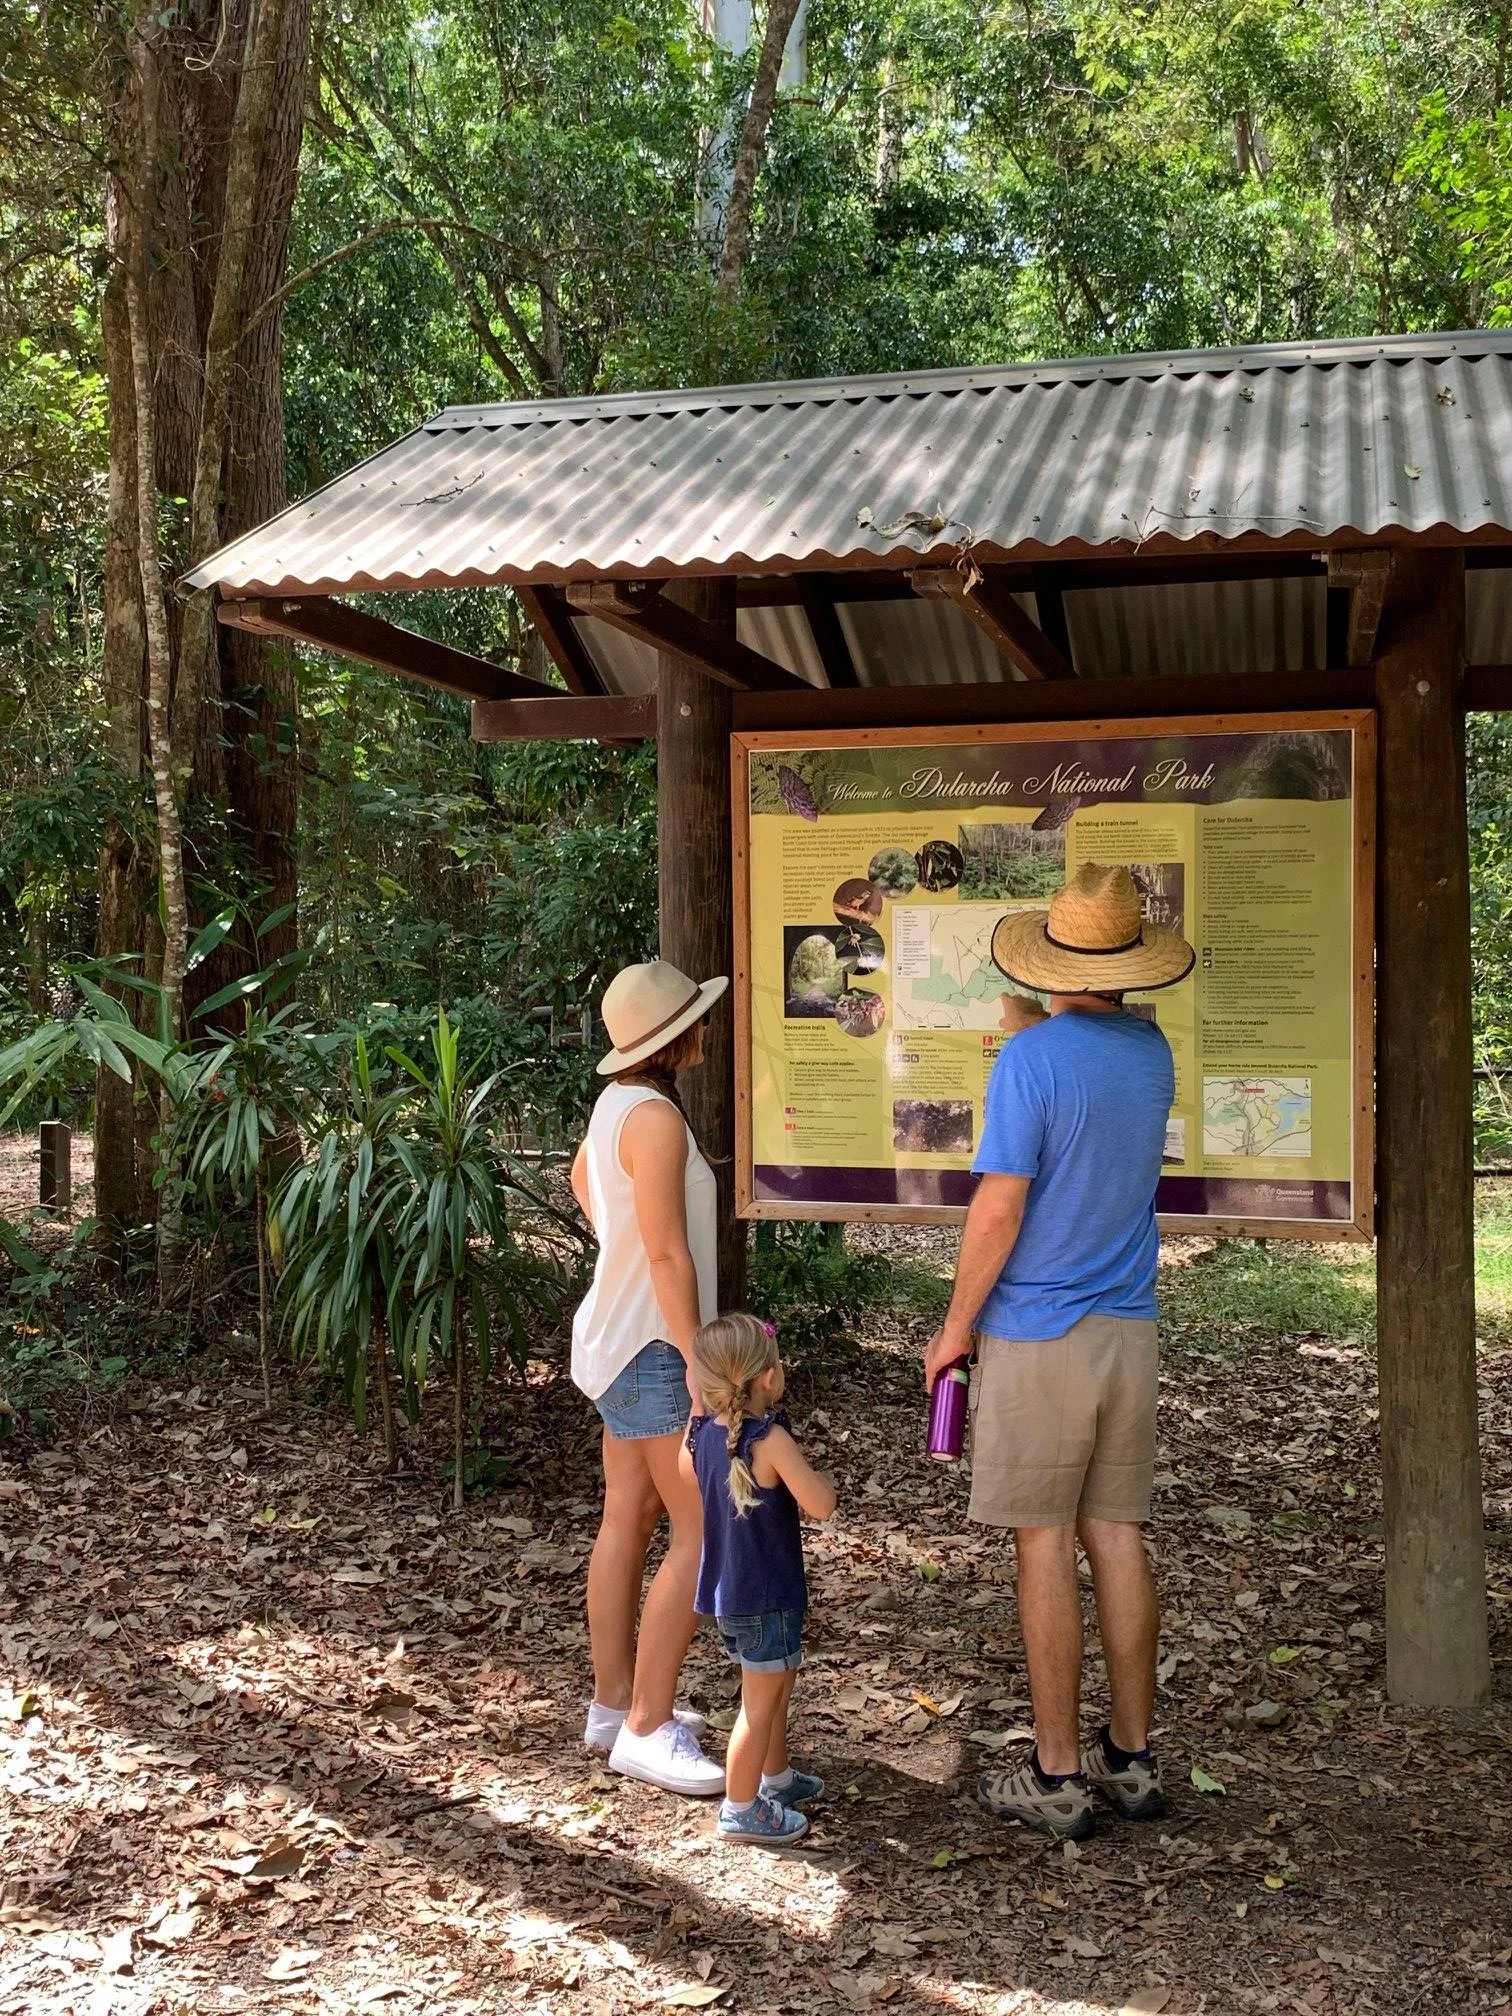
[570,1083,719,1399]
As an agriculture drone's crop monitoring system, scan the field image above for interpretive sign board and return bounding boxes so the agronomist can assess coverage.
[733,712,1374,1238]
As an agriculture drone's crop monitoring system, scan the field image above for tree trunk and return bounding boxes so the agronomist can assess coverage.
[97,0,312,1275]
[95,154,154,1251]
[717,0,804,303]
[657,582,745,1306]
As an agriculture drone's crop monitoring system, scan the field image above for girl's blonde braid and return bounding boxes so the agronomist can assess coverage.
[725,1380,759,1514]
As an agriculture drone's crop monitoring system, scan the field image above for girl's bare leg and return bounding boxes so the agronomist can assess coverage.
[725,1669,790,1804]
[762,1669,797,1776]
[585,1430,662,1711]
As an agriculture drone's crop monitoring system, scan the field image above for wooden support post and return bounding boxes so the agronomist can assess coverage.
[657,582,745,1305]
[1375,548,1490,1705]
[38,1119,71,1215]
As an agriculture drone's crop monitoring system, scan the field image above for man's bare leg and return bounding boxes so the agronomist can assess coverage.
[1013,1523,1083,1774]
[1077,1515,1158,1752]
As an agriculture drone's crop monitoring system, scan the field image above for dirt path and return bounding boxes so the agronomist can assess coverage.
[1,1314,1510,2014]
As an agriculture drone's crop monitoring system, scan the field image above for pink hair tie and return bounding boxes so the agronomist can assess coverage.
[759,1319,777,1339]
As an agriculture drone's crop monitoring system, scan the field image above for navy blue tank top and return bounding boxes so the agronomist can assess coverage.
[689,1411,807,1618]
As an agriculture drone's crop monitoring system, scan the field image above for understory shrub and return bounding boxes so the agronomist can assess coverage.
[747,1221,893,1372]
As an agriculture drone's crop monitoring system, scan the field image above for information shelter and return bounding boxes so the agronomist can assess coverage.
[188,330,1512,1710]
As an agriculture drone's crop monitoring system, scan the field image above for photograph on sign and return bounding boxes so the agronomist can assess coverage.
[733,713,1374,1238]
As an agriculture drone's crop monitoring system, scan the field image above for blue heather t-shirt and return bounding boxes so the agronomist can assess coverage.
[972,1009,1174,1341]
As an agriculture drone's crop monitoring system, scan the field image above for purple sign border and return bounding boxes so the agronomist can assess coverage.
[753,1164,1352,1222]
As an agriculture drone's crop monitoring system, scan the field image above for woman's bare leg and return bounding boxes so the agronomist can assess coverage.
[586,1429,662,1712]
[625,1427,704,1735]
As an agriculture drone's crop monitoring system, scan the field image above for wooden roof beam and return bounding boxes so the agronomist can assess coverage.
[797,579,860,687]
[565,582,807,692]
[517,584,605,694]
[1326,549,1395,666]
[472,693,657,741]
[910,566,1078,681]
[217,595,550,703]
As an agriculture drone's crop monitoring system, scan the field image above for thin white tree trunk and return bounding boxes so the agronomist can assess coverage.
[716,0,803,303]
[122,34,188,1048]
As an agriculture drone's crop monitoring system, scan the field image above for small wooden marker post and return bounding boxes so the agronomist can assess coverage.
[38,1119,71,1216]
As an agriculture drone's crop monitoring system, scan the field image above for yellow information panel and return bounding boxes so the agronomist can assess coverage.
[733,713,1374,1237]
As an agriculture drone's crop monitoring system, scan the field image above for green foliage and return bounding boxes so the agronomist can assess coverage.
[1160,1238,1377,1349]
[748,1220,894,1371]
[274,1033,411,1456]
[0,973,179,1128]
[0,1220,129,1444]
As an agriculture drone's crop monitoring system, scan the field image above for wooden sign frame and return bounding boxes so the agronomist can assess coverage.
[733,709,1375,1241]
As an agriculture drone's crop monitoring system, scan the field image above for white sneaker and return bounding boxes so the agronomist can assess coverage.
[583,1701,708,1753]
[607,1717,726,1796]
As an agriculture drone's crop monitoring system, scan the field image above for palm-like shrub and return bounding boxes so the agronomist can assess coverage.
[277,1011,587,1504]
[274,1035,408,1467]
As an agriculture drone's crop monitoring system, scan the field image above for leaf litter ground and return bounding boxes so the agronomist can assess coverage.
[2,1232,1511,2016]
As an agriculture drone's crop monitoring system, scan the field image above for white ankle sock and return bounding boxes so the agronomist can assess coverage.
[761,1767,794,1794]
[721,1795,757,1817]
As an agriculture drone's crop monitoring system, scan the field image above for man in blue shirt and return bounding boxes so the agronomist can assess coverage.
[924,863,1193,1843]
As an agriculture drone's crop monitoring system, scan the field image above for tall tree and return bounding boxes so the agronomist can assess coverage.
[96,0,311,1245]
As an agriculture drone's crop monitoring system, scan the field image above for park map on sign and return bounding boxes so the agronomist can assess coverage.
[891,904,1033,1031]
[1202,1075,1313,1158]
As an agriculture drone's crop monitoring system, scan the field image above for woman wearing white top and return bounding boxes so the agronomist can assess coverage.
[570,960,726,1796]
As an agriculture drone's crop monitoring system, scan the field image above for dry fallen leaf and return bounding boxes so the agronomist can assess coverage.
[663,1985,727,2008]
[142,1909,202,1949]
[1121,1990,1171,2014]
[265,1947,323,1982]
[99,1927,135,1976]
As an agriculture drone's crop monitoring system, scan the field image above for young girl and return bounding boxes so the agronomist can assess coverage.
[682,1314,838,1845]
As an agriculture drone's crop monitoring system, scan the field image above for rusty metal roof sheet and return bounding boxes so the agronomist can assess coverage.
[187,329,1512,602]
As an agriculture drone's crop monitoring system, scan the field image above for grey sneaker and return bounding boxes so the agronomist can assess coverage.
[716,1793,809,1846]
[766,1768,824,1806]
[976,1754,1094,1841]
[1080,1725,1167,1821]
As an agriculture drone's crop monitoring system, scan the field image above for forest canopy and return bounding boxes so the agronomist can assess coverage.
[4,0,1512,1292]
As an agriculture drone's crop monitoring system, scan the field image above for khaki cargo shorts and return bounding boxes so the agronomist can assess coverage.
[967,1313,1158,1528]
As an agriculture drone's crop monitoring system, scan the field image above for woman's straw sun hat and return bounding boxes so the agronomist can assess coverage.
[991,862,1195,995]
[596,959,728,1075]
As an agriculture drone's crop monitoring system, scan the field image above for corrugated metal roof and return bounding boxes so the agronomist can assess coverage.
[187,331,1512,601]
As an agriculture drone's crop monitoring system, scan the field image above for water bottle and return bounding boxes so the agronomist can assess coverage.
[926,1357,971,1461]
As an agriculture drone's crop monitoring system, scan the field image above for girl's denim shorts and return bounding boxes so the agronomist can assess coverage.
[594,1340,691,1441]
[716,1608,805,1673]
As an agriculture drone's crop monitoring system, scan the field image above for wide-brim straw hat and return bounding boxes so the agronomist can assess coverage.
[991,863,1195,994]
[596,959,728,1075]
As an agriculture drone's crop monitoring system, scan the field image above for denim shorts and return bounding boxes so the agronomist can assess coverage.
[593,1341,691,1441]
[716,1608,805,1673]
